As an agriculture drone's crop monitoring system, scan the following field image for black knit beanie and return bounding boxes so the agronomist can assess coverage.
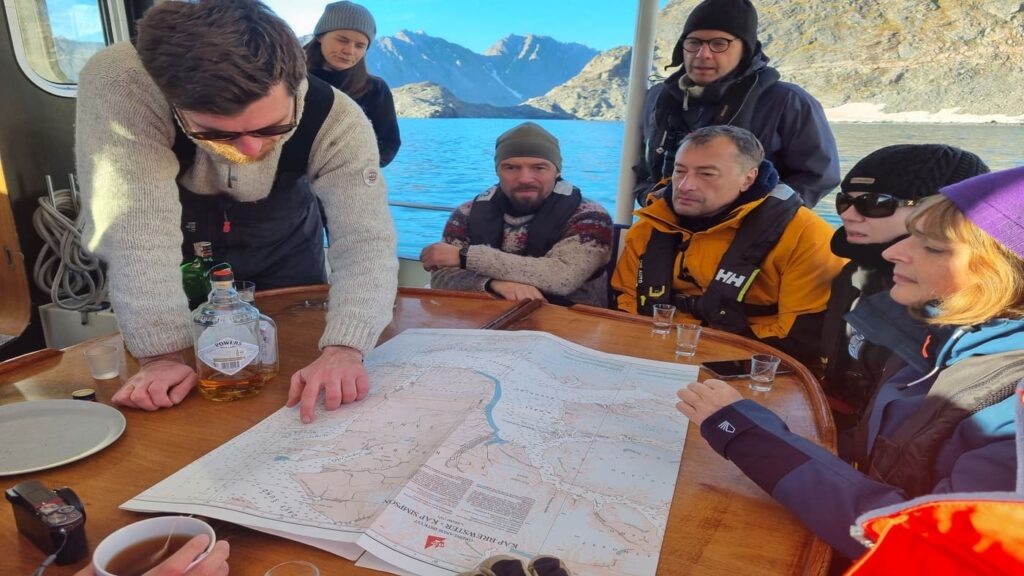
[670,0,759,68]
[841,144,990,201]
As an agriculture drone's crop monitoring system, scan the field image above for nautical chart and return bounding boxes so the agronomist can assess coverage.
[123,329,696,576]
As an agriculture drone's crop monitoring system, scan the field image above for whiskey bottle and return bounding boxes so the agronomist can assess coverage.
[192,265,263,401]
[235,283,279,383]
[181,241,214,310]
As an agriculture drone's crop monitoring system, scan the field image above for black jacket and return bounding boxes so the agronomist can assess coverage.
[310,68,401,167]
[820,229,903,421]
[636,48,839,208]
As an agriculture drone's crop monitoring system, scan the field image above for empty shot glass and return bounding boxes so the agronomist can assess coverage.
[675,323,702,357]
[233,280,256,303]
[84,344,120,380]
[748,354,782,392]
[651,303,676,335]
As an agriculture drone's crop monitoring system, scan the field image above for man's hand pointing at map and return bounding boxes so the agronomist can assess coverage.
[286,345,369,423]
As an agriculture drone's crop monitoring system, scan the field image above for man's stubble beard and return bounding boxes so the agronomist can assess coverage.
[507,184,549,214]
[198,139,281,165]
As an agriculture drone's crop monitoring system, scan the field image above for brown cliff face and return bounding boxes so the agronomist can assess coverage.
[654,0,1024,117]
[524,46,633,121]
[392,82,573,119]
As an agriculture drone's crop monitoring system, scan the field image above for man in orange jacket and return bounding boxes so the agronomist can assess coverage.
[612,125,844,365]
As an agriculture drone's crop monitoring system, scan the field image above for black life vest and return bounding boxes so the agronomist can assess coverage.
[635,185,802,338]
[173,75,335,289]
[466,180,585,306]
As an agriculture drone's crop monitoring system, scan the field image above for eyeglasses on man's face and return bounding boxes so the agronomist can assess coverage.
[835,191,918,218]
[681,37,738,54]
[174,97,298,142]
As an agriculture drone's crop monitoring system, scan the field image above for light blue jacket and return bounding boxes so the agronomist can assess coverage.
[699,305,1024,558]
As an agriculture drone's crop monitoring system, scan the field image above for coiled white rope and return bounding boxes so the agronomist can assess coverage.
[32,187,108,311]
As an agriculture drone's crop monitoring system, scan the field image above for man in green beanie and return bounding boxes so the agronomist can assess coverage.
[420,122,612,306]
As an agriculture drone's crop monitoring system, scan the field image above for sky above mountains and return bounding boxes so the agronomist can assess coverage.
[265,0,669,53]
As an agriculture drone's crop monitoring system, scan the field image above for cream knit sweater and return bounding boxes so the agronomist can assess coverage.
[76,43,397,358]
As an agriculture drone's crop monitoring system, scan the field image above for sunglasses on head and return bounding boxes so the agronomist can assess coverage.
[173,98,297,142]
[835,191,918,218]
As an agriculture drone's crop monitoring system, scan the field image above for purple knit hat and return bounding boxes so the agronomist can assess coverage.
[940,165,1024,260]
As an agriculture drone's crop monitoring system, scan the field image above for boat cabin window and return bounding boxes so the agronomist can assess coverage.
[4,0,110,95]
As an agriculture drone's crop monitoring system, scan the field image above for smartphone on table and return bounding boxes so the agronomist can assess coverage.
[701,359,793,379]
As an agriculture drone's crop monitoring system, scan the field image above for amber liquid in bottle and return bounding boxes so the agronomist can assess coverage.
[193,267,263,401]
[197,366,265,401]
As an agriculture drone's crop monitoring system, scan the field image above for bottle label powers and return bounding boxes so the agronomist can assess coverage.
[197,338,259,376]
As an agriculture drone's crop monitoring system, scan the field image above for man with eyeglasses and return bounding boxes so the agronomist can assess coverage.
[75,0,397,423]
[634,0,839,208]
[613,125,845,368]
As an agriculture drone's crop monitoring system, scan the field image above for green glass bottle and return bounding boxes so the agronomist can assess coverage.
[181,241,214,310]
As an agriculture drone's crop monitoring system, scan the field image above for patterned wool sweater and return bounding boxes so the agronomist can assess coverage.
[431,185,613,306]
[76,43,397,358]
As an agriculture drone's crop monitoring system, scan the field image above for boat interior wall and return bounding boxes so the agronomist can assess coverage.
[0,4,78,359]
[0,159,31,345]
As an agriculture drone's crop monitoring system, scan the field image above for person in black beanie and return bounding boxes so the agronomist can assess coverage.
[634,0,839,208]
[820,144,989,428]
[305,1,401,166]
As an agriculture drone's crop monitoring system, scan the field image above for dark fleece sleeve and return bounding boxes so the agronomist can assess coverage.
[365,79,401,167]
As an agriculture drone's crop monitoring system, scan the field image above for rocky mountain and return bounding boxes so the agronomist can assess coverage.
[308,2,1024,120]
[53,37,104,83]
[524,46,633,121]
[483,35,599,101]
[392,82,573,119]
[651,0,1024,117]
[365,31,596,106]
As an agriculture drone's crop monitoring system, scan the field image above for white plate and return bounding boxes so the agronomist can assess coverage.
[0,400,126,476]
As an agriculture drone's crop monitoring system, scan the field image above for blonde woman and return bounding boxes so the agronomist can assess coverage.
[677,166,1024,560]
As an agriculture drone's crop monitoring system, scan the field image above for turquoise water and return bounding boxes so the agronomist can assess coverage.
[385,118,1024,259]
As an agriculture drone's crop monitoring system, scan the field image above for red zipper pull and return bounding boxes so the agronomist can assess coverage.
[222,211,231,234]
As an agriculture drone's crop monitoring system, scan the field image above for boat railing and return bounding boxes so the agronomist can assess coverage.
[388,201,457,213]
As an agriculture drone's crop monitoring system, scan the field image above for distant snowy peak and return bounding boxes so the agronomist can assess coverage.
[367,30,597,106]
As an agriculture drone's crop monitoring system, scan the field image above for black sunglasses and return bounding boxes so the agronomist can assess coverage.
[174,98,297,142]
[835,191,918,218]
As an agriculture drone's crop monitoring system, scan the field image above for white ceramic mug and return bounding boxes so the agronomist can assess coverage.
[92,516,215,576]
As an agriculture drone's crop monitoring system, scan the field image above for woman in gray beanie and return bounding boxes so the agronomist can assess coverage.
[304,1,401,166]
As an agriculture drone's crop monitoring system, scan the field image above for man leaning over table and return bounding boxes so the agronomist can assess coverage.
[420,122,613,306]
[76,0,397,423]
[612,125,845,367]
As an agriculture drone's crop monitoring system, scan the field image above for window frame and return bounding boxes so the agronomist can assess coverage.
[4,0,130,98]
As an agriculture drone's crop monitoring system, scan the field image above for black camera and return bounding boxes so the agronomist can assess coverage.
[6,480,88,565]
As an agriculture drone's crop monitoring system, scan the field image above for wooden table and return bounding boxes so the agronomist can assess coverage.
[0,287,833,575]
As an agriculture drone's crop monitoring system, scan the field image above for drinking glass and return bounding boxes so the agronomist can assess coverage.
[675,324,702,357]
[264,560,320,576]
[748,354,782,392]
[233,281,256,303]
[651,303,675,335]
[84,344,120,380]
